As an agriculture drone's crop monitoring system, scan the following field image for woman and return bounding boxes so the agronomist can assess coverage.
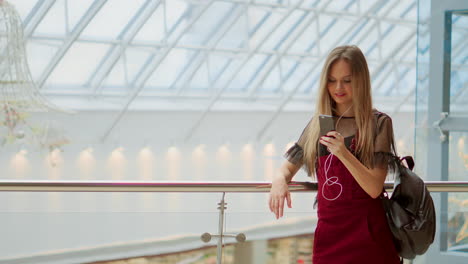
[269,45,400,263]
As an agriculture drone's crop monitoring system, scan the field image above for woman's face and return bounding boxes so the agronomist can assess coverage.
[327,59,353,107]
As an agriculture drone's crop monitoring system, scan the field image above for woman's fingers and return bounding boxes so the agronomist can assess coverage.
[269,184,292,219]
[275,197,279,219]
[320,134,343,148]
[268,195,273,212]
[319,138,328,145]
[279,197,284,218]
[272,193,291,219]
[273,197,279,219]
[328,131,342,138]
[269,194,282,219]
[269,195,275,214]
[319,138,331,149]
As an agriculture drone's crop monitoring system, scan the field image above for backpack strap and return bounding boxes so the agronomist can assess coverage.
[400,156,414,171]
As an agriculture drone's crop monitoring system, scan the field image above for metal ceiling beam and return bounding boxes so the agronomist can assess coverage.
[27,34,329,58]
[373,36,416,95]
[415,24,468,89]
[243,4,319,97]
[451,80,468,105]
[266,0,397,97]
[180,1,279,97]
[23,0,57,37]
[26,35,422,69]
[254,0,389,141]
[178,4,262,97]
[125,3,213,89]
[168,2,242,95]
[361,31,417,118]
[219,0,416,27]
[123,6,192,89]
[87,0,162,95]
[170,4,243,96]
[386,67,412,96]
[41,89,416,105]
[200,1,291,96]
[245,14,319,97]
[100,1,217,142]
[368,1,417,87]
[182,0,308,142]
[381,9,429,116]
[245,0,351,98]
[36,0,108,89]
[26,13,416,42]
[242,1,324,91]
[21,0,424,117]
[448,29,468,103]
[371,33,416,93]
[280,0,395,96]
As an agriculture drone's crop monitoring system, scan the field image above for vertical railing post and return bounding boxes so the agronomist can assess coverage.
[217,192,226,264]
[201,191,245,263]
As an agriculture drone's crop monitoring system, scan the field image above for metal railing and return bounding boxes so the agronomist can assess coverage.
[1,180,467,264]
[0,180,468,192]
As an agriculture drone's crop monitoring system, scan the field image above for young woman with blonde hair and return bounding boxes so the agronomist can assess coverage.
[269,45,400,263]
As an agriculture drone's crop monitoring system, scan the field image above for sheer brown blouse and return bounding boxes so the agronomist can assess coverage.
[284,110,398,176]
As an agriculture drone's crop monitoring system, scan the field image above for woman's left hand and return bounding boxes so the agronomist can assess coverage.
[319,131,349,159]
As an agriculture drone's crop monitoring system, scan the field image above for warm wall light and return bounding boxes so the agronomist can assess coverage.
[114,146,124,152]
[10,149,30,178]
[397,139,406,155]
[138,147,155,180]
[84,146,93,153]
[77,147,96,178]
[264,143,275,154]
[458,136,465,152]
[458,136,468,170]
[216,143,232,179]
[47,148,63,167]
[139,147,152,157]
[192,144,206,157]
[192,144,207,180]
[216,143,232,163]
[45,148,64,179]
[241,143,255,180]
[263,142,276,181]
[166,146,181,180]
[107,146,127,180]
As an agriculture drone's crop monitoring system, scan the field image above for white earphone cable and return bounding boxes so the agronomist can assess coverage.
[321,104,353,201]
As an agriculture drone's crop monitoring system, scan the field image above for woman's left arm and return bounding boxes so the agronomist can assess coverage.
[319,132,387,199]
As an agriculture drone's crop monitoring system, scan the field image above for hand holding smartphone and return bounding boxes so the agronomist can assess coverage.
[319,114,335,137]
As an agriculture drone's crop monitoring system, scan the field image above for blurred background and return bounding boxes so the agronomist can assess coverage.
[0,0,466,263]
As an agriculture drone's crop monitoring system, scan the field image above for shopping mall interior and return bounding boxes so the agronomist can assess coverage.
[0,0,467,263]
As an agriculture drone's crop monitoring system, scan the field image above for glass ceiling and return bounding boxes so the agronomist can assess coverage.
[11,0,429,112]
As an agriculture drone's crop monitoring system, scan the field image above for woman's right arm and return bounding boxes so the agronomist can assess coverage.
[268,160,301,219]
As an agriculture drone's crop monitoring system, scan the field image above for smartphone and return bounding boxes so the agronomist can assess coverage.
[319,114,335,137]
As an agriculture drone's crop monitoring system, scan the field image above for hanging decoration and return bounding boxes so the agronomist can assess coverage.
[0,0,70,148]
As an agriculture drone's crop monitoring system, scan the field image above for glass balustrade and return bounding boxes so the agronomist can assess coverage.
[0,182,467,263]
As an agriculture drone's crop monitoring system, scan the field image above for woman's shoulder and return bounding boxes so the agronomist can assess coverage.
[372,109,389,118]
[372,109,392,122]
[372,109,393,132]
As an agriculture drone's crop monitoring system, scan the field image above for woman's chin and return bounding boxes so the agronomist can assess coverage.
[334,98,352,104]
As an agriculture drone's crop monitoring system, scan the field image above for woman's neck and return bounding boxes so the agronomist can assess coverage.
[334,104,354,117]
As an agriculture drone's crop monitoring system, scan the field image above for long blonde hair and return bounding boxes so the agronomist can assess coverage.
[302,45,376,177]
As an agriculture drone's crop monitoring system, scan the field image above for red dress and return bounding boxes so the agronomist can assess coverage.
[313,140,400,263]
[285,111,401,264]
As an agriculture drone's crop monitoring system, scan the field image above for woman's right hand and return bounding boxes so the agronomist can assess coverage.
[269,176,292,219]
